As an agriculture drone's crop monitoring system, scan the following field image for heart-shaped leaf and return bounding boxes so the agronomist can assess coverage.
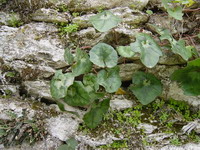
[83,98,110,129]
[171,39,192,61]
[167,6,183,20]
[64,81,104,106]
[171,58,200,96]
[64,48,74,65]
[50,70,74,99]
[129,72,162,105]
[72,48,92,76]
[130,33,162,68]
[89,10,121,32]
[89,43,118,68]
[57,138,78,150]
[97,66,121,93]
[83,73,99,92]
[155,27,192,61]
[116,46,135,58]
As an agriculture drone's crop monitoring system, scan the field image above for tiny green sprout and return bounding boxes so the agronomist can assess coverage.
[146,10,153,15]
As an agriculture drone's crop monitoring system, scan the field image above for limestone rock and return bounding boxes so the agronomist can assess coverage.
[146,14,198,34]
[32,8,70,23]
[137,123,157,134]
[119,63,143,81]
[110,95,134,111]
[167,82,200,107]
[47,114,80,141]
[0,12,22,26]
[73,7,148,29]
[0,23,66,80]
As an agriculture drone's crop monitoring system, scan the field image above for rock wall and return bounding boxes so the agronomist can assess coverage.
[0,0,200,149]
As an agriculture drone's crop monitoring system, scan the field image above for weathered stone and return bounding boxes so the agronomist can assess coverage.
[119,63,143,81]
[73,7,148,29]
[76,133,123,148]
[137,123,157,134]
[0,23,66,80]
[31,8,70,23]
[1,136,61,150]
[23,80,85,116]
[146,133,173,143]
[0,85,20,96]
[146,14,198,34]
[0,12,21,26]
[110,95,134,110]
[158,50,186,65]
[167,82,200,107]
[47,114,80,141]
[74,26,151,47]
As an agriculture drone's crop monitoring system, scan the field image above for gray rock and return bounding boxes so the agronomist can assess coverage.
[146,133,173,143]
[47,114,80,141]
[32,8,70,23]
[119,63,143,81]
[137,123,157,134]
[0,23,66,80]
[158,51,186,65]
[76,133,123,148]
[0,12,22,26]
[73,7,148,29]
[0,85,20,96]
[1,135,62,150]
[23,80,52,100]
[160,143,200,150]
[110,95,134,111]
[146,14,198,34]
[167,82,200,107]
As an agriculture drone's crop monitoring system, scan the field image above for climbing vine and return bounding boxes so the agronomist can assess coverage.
[50,2,200,129]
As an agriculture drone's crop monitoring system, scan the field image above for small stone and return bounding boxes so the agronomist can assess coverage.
[47,114,79,141]
[137,123,157,134]
[32,8,70,23]
[110,95,134,111]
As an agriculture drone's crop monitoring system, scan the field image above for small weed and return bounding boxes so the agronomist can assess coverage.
[58,23,79,35]
[7,14,23,27]
[57,4,68,12]
[159,112,169,123]
[170,137,182,146]
[72,12,80,17]
[99,140,128,149]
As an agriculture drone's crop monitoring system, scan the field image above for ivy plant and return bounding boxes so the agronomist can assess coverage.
[156,27,192,61]
[171,58,200,96]
[89,43,118,68]
[129,72,162,105]
[130,33,162,68]
[89,10,121,32]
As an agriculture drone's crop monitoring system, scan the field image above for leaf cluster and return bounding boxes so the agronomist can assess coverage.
[50,10,200,129]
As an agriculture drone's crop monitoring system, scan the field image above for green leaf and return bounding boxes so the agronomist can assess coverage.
[97,66,121,93]
[89,43,118,68]
[83,99,110,129]
[0,129,6,137]
[50,70,74,99]
[72,48,92,76]
[64,81,104,106]
[197,34,200,39]
[155,26,192,61]
[83,73,99,92]
[130,33,162,68]
[146,10,153,15]
[57,138,78,150]
[171,39,192,61]
[89,10,121,32]
[171,58,200,96]
[129,72,162,105]
[64,48,74,65]
[167,6,183,20]
[64,81,92,106]
[116,46,135,58]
